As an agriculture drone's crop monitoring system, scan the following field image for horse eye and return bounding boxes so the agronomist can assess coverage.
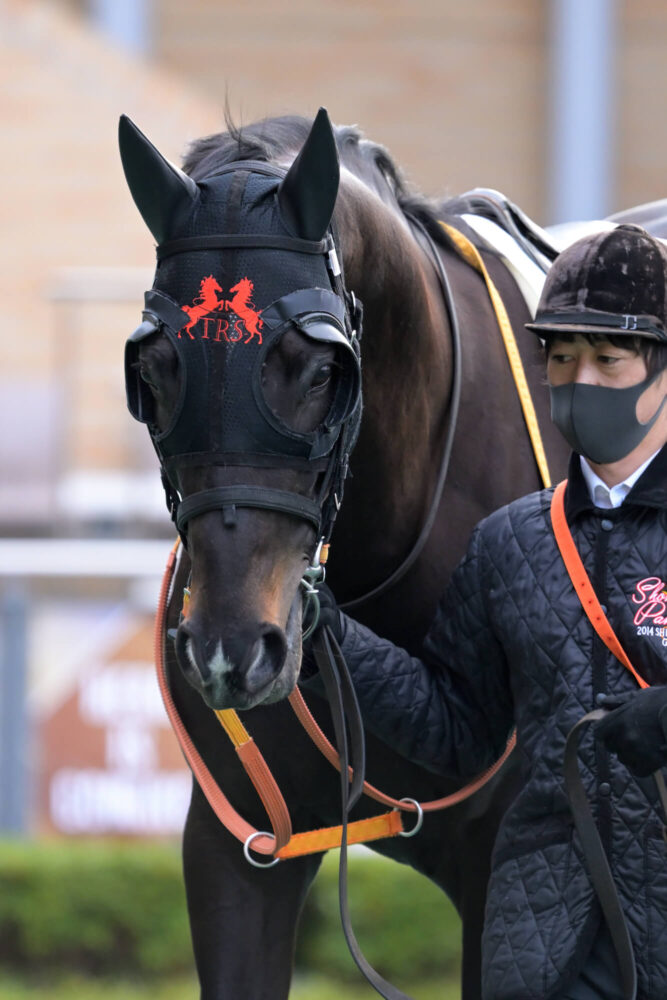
[139,364,158,389]
[308,363,334,393]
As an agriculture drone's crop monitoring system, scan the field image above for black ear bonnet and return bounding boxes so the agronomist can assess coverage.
[121,113,363,544]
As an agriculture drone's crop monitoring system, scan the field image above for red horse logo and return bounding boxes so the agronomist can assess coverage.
[180,275,225,339]
[179,275,263,344]
[226,278,264,344]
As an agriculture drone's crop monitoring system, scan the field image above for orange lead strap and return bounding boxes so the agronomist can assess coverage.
[550,480,649,689]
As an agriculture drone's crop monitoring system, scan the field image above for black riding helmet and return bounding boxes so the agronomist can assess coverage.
[526,224,667,464]
[526,224,667,344]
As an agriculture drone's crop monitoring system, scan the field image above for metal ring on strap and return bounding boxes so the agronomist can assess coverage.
[176,485,322,532]
[243,831,281,869]
[397,798,424,838]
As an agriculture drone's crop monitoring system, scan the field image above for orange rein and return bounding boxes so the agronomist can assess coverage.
[155,540,516,862]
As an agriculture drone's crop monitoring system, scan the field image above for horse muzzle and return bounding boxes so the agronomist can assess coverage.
[173,609,300,711]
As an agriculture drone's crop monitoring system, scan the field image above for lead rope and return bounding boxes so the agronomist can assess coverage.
[564,712,637,1000]
[316,626,417,1000]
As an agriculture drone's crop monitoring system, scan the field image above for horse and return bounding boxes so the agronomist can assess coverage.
[119,109,571,999]
[226,277,264,343]
[181,274,226,339]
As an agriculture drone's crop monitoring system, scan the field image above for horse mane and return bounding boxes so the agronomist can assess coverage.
[182,112,455,240]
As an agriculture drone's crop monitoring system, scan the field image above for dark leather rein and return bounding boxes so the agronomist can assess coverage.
[311,216,465,1000]
[341,214,463,611]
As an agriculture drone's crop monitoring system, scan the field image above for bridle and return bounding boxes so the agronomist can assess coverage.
[125,161,363,563]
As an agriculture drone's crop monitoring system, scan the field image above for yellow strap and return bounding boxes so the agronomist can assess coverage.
[215,709,253,747]
[214,708,405,857]
[276,810,404,859]
[440,222,552,489]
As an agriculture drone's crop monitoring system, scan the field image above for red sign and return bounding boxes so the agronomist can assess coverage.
[38,617,190,836]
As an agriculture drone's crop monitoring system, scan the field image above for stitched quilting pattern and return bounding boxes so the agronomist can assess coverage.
[341,482,667,999]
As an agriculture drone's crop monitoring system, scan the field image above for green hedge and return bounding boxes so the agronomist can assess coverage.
[0,841,191,976]
[0,841,461,983]
[297,851,461,982]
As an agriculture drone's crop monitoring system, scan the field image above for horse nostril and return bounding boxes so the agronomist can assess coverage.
[242,625,287,696]
[262,624,287,673]
[174,620,211,683]
[174,618,288,702]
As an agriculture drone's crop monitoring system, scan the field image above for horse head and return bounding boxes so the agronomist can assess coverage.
[120,110,362,710]
[229,276,251,299]
[201,274,223,300]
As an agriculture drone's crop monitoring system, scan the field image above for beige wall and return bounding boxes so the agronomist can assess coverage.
[53,0,667,216]
[151,0,667,218]
[1,2,223,523]
[617,2,667,211]
[154,0,549,216]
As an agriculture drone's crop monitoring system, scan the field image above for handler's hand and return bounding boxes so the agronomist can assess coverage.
[311,582,343,643]
[596,687,667,777]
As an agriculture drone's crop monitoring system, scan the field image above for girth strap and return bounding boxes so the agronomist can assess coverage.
[176,485,322,532]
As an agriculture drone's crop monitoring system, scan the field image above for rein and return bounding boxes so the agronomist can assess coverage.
[341,215,463,610]
[156,541,412,860]
[342,216,552,613]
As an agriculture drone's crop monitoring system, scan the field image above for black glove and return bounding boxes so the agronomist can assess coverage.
[311,581,343,643]
[595,687,667,777]
[300,582,343,681]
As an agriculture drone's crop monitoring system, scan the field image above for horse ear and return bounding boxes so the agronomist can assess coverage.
[277,108,340,241]
[118,115,198,244]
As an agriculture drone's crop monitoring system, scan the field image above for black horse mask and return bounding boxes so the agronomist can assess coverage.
[119,109,362,544]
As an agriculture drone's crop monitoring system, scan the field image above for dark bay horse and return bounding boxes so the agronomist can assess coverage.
[119,110,569,998]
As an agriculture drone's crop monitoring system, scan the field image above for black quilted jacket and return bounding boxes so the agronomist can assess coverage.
[337,446,667,1000]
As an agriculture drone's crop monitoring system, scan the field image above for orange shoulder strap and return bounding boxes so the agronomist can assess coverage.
[550,480,649,690]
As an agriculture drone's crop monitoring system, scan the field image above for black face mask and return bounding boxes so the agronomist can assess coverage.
[549,370,666,464]
[119,110,363,546]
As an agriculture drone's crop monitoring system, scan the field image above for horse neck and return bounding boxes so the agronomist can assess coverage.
[331,183,455,599]
[330,188,568,634]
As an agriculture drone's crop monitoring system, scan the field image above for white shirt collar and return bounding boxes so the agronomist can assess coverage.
[579,450,660,509]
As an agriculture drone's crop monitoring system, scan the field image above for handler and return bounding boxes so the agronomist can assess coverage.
[309,223,667,1000]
